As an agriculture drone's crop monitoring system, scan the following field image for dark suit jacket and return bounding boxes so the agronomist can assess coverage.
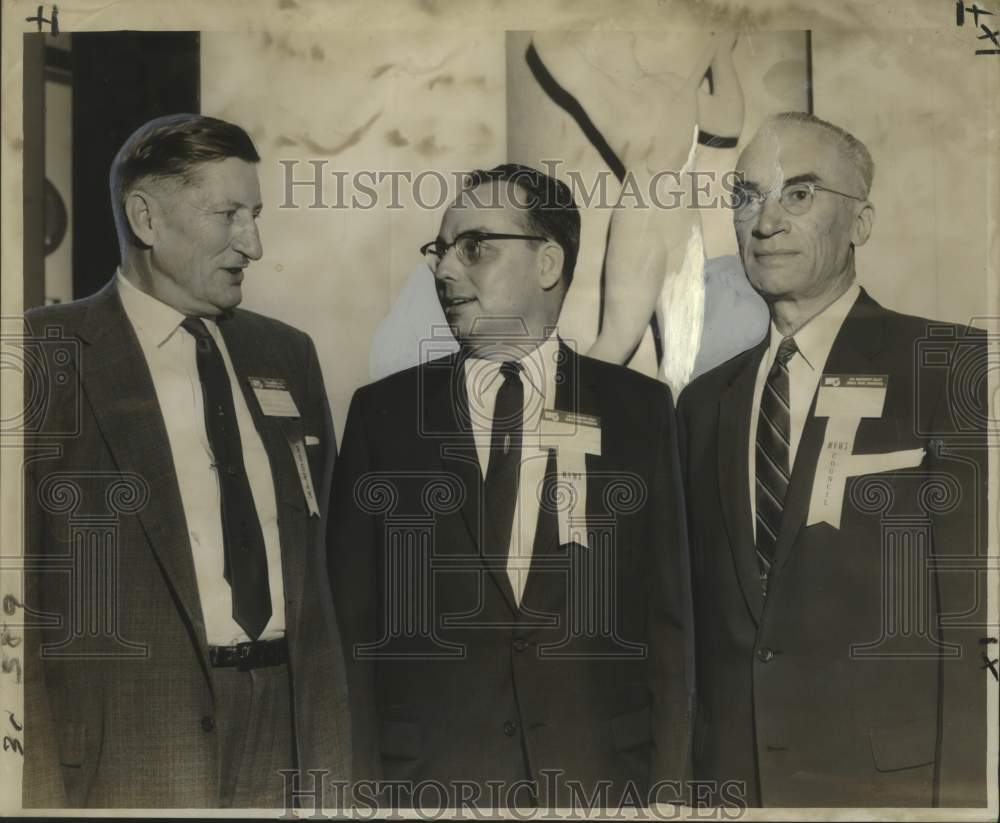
[329,344,693,807]
[22,279,351,807]
[677,289,988,807]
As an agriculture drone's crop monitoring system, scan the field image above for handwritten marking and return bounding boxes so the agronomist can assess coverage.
[1,655,22,684]
[981,652,999,681]
[6,711,23,733]
[0,623,22,649]
[25,4,59,35]
[956,1,1000,54]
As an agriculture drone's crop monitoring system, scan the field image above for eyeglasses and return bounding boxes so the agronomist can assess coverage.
[420,231,548,273]
[732,181,867,222]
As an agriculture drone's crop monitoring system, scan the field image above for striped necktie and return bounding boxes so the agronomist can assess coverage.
[754,336,798,590]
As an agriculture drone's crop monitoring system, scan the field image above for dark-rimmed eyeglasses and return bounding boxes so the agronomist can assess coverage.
[732,181,867,222]
[419,231,548,273]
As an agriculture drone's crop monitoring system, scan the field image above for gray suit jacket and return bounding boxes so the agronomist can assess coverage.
[22,279,351,807]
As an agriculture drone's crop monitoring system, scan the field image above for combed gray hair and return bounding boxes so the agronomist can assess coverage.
[766,111,875,197]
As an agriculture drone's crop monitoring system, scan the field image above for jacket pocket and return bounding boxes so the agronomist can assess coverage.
[611,705,652,752]
[868,722,937,772]
[56,719,86,768]
[379,718,421,761]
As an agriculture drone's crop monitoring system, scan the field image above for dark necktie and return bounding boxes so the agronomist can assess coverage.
[182,317,272,639]
[483,361,523,561]
[754,336,798,587]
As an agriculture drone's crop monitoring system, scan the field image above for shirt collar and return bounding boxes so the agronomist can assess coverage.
[116,269,218,347]
[464,332,561,399]
[767,282,861,372]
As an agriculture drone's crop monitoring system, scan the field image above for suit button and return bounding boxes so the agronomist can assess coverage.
[200,715,215,733]
[513,639,528,652]
[503,720,518,736]
[756,647,774,662]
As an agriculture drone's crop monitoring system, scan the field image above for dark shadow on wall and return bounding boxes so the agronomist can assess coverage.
[71,32,201,300]
[22,31,201,309]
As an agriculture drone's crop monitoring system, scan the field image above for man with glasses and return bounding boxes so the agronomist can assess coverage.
[677,112,987,806]
[330,164,693,809]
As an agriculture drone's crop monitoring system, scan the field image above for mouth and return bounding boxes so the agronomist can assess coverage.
[223,266,246,279]
[753,250,799,264]
[442,296,477,311]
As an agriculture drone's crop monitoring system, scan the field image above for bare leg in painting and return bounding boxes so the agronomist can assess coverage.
[531,32,743,392]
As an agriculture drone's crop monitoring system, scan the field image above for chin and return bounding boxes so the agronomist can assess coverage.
[216,288,243,311]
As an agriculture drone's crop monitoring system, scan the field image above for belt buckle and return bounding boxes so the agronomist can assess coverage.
[237,641,254,671]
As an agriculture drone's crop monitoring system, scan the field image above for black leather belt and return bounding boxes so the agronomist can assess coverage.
[209,637,288,670]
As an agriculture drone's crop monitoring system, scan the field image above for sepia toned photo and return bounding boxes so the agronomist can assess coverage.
[1,0,997,818]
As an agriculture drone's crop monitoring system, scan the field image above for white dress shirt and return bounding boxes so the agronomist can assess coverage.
[749,282,860,538]
[117,272,286,645]
[464,334,560,606]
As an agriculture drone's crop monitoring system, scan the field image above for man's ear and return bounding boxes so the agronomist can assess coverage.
[124,189,158,247]
[852,201,875,248]
[538,242,565,291]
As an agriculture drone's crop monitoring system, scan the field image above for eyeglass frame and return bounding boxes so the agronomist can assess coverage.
[419,230,549,271]
[731,180,868,222]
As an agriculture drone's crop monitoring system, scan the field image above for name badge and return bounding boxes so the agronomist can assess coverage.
[535,408,599,549]
[537,409,601,456]
[288,436,320,518]
[808,374,924,529]
[249,376,301,418]
[555,449,591,549]
[815,374,888,419]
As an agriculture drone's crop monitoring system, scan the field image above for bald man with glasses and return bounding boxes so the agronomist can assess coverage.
[677,113,988,807]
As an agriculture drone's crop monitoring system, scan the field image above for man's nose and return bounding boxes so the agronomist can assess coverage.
[234,218,263,261]
[433,248,462,283]
[752,194,788,238]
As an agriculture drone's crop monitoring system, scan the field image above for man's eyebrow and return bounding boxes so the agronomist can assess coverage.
[782,173,822,187]
[214,198,263,210]
[733,172,823,192]
[439,226,491,241]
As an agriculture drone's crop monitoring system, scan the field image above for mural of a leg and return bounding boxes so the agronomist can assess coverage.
[530,32,754,394]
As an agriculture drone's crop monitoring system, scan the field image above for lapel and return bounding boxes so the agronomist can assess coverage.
[422,353,520,611]
[770,288,886,572]
[217,314,309,643]
[519,344,601,617]
[717,342,768,624]
[76,280,212,676]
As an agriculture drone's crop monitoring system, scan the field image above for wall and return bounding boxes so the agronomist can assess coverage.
[201,31,507,439]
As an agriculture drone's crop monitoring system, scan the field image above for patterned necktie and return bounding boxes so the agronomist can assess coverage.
[754,336,798,587]
[484,361,523,564]
[182,317,272,640]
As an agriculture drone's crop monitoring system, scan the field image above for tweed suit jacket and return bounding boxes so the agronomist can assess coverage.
[21,279,351,807]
